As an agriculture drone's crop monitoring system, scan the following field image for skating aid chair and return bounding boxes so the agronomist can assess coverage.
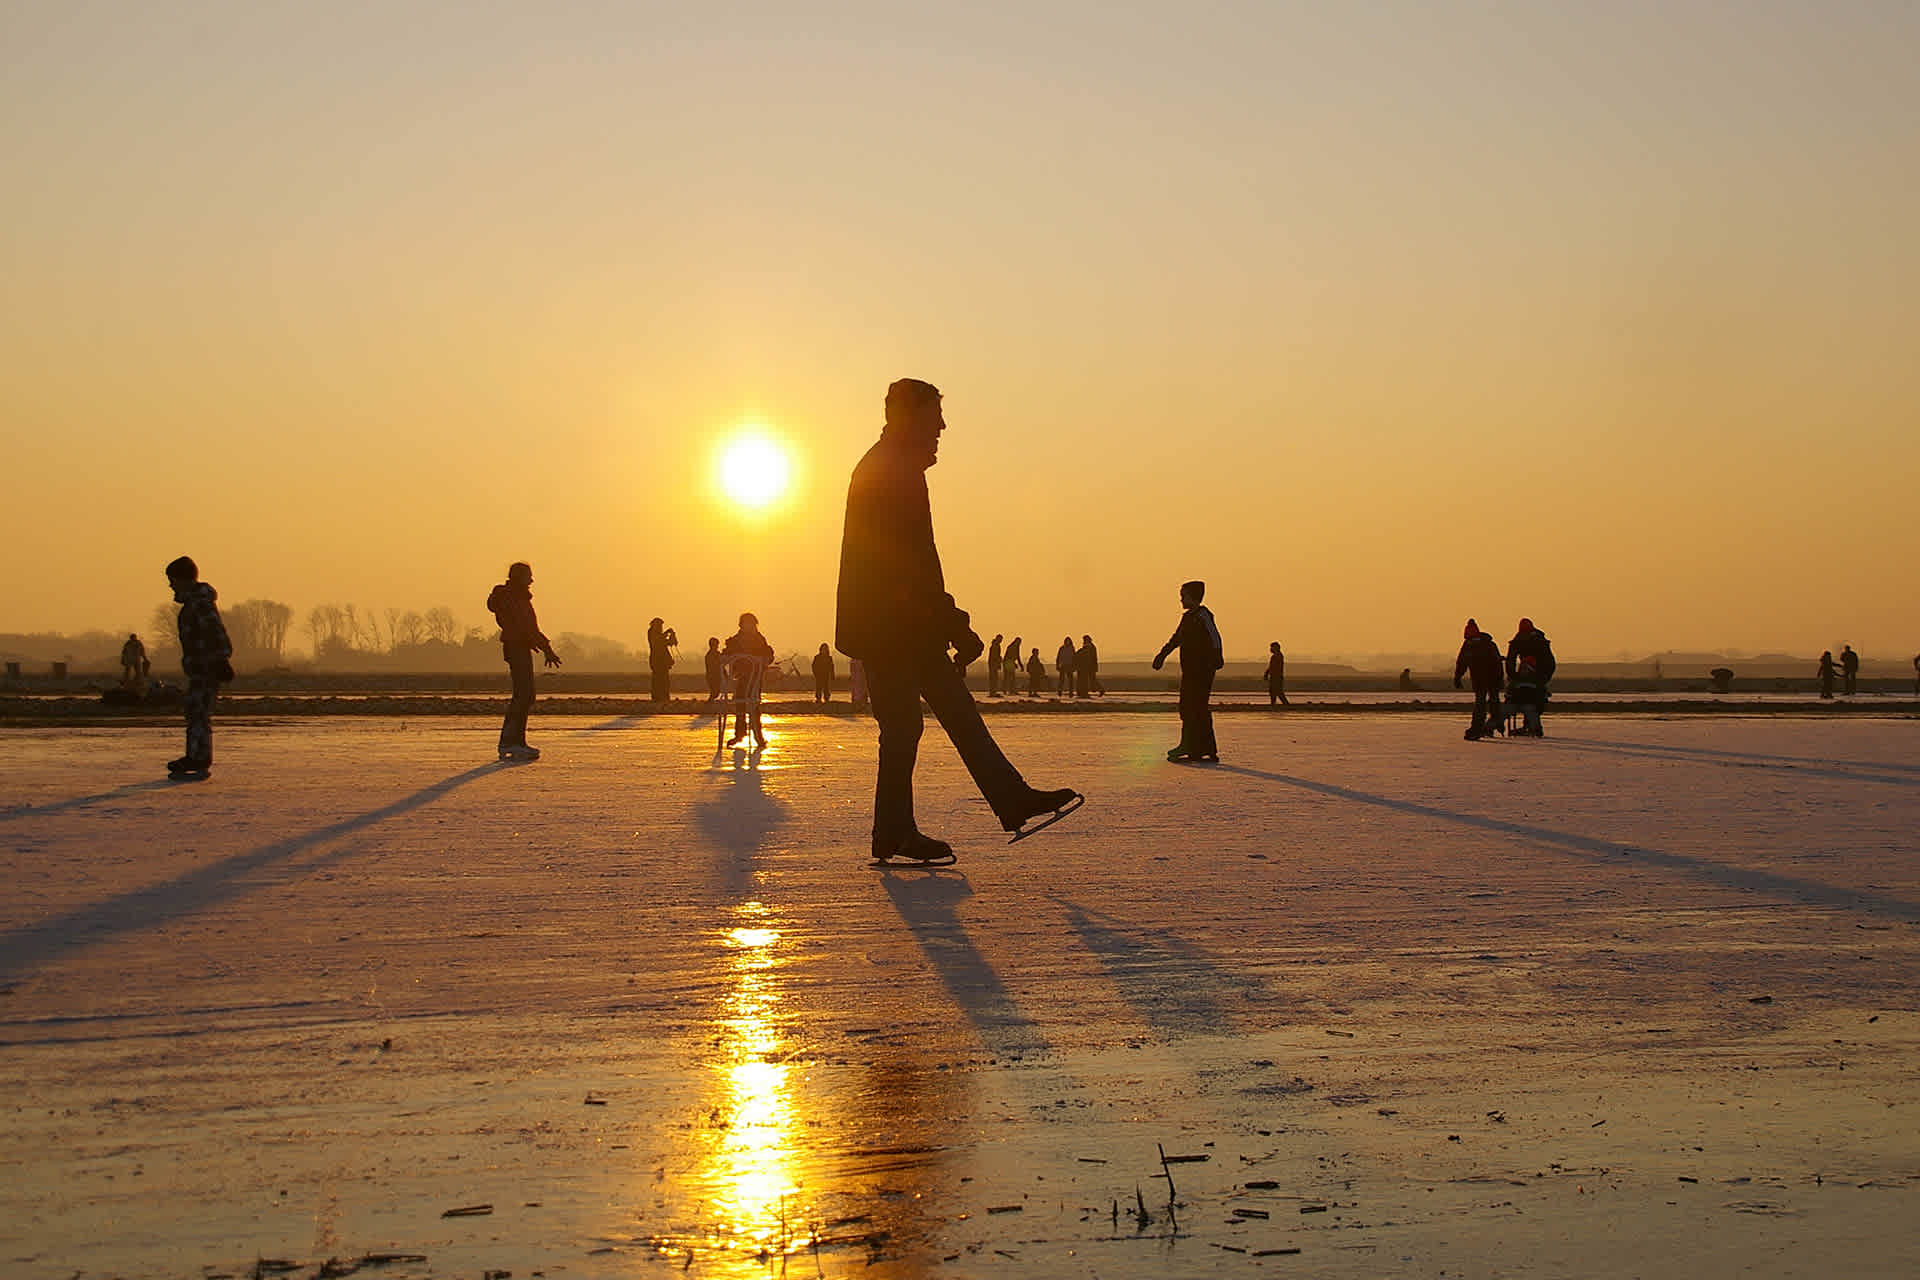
[717,654,768,751]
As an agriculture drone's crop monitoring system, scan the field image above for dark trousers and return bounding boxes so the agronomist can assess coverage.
[184,674,216,764]
[988,663,1000,696]
[815,677,830,703]
[1075,668,1091,698]
[501,650,534,749]
[731,706,765,742]
[1470,682,1501,734]
[865,648,1026,842]
[1178,668,1218,756]
[651,666,670,703]
[1843,671,1857,696]
[1267,680,1288,706]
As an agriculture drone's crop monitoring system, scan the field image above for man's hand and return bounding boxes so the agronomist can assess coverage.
[953,629,985,666]
[544,649,563,668]
[1453,677,1462,690]
[1151,654,1165,671]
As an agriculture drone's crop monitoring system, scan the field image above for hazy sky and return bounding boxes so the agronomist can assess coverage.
[5,1,1916,658]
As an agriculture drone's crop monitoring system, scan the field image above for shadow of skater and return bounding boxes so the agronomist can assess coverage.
[1214,763,1920,921]
[2,779,180,824]
[693,749,791,895]
[1056,899,1272,1037]
[0,763,504,981]
[880,870,1048,1056]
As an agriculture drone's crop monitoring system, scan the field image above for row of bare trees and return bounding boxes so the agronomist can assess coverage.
[148,598,296,662]
[303,604,467,660]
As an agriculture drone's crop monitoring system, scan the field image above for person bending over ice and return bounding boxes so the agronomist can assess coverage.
[835,378,1081,865]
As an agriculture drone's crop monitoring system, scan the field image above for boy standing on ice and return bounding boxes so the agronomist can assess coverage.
[488,562,560,761]
[1154,580,1224,762]
[836,378,1081,864]
[164,556,232,778]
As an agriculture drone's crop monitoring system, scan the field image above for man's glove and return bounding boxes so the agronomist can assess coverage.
[953,629,985,666]
[544,649,563,669]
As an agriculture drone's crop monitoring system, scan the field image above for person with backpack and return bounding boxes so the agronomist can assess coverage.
[1453,619,1505,740]
[1154,579,1225,761]
[487,561,561,761]
[164,556,233,777]
[1504,617,1556,736]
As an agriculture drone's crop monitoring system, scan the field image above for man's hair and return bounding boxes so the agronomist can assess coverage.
[165,555,198,582]
[1182,579,1206,601]
[507,561,532,580]
[884,378,942,427]
[739,611,758,626]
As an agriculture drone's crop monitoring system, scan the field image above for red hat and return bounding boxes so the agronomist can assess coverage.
[1518,617,1534,633]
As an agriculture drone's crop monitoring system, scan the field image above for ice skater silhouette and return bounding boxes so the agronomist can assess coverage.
[835,378,1081,864]
[1154,580,1224,762]
[488,561,561,762]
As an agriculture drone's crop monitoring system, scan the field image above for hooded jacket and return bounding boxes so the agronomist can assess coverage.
[1161,605,1225,674]
[487,581,549,656]
[174,582,232,676]
[835,432,969,660]
[1506,628,1556,684]
[1455,631,1504,688]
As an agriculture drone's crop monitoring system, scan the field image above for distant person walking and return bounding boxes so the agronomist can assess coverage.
[1055,637,1076,697]
[1076,634,1098,698]
[813,643,836,703]
[120,633,147,686]
[1154,579,1224,762]
[1026,646,1047,697]
[488,561,561,761]
[1264,641,1290,707]
[1839,644,1860,696]
[834,378,1080,863]
[723,613,774,747]
[704,636,725,702]
[164,557,233,777]
[1817,650,1839,699]
[1505,618,1556,736]
[647,617,677,704]
[1453,619,1504,740]
[1002,636,1023,698]
[849,657,869,709]
[1398,667,1420,692]
[986,634,1004,696]
[1912,652,1919,697]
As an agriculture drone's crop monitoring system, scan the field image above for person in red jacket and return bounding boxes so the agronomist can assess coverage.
[835,378,1081,864]
[487,562,560,761]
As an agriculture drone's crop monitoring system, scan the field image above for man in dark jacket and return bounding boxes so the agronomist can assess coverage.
[120,633,148,686]
[1504,618,1556,736]
[165,556,233,777]
[1453,618,1505,740]
[1076,634,1098,698]
[646,618,676,704]
[1154,580,1225,761]
[1838,644,1859,696]
[986,634,1004,696]
[488,562,560,761]
[836,378,1080,863]
[812,642,835,703]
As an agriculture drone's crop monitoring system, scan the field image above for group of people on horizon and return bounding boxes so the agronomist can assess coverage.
[1453,617,1557,739]
[979,633,1102,699]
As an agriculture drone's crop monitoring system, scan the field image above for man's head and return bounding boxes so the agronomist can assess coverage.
[1464,618,1479,639]
[1083,635,1092,646]
[818,642,830,653]
[1180,580,1205,608]
[708,636,720,650]
[1517,617,1534,635]
[507,561,533,586]
[884,378,945,469]
[129,633,139,642]
[164,555,198,588]
[1271,641,1281,653]
[738,611,760,634]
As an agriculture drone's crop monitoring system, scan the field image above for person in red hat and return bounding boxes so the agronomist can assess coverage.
[1505,618,1557,736]
[1453,618,1505,740]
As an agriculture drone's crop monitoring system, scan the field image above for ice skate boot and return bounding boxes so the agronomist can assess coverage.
[871,832,957,867]
[499,744,540,762]
[167,756,210,778]
[1002,786,1085,843]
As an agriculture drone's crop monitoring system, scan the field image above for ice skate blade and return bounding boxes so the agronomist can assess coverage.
[1007,792,1085,844]
[870,851,958,868]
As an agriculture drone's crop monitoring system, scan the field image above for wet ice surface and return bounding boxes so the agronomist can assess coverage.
[2,714,1916,1279]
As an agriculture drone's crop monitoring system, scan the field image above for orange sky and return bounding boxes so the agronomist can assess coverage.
[4,3,1916,658]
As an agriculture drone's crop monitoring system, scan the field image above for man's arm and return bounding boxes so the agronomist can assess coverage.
[1152,616,1186,669]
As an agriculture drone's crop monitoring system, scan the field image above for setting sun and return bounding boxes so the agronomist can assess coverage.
[717,434,793,511]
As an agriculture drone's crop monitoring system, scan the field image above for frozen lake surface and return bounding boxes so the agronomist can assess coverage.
[2,714,1916,1278]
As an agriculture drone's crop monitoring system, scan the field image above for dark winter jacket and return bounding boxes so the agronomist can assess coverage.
[724,630,775,665]
[1056,641,1076,674]
[1455,633,1504,689]
[1077,641,1099,676]
[1264,652,1284,685]
[987,637,1003,670]
[812,650,835,682]
[1506,629,1556,684]
[487,581,550,657]
[173,582,232,678]
[1158,606,1224,674]
[120,636,146,667]
[647,625,674,671]
[835,432,969,660]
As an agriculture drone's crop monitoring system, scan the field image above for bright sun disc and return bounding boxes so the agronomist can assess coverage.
[719,435,792,509]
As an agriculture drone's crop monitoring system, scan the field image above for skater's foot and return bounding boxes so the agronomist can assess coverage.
[167,756,210,776]
[1195,752,1219,763]
[1166,746,1192,761]
[1464,728,1483,741]
[499,744,540,761]
[871,831,956,866]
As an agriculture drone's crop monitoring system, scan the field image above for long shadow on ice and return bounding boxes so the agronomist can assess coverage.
[881,872,1048,1056]
[691,747,789,896]
[1548,737,1920,787]
[1055,898,1271,1037]
[1,780,178,823]
[1217,764,1920,921]
[0,763,502,981]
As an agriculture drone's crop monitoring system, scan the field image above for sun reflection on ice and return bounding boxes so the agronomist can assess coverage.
[701,904,801,1258]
